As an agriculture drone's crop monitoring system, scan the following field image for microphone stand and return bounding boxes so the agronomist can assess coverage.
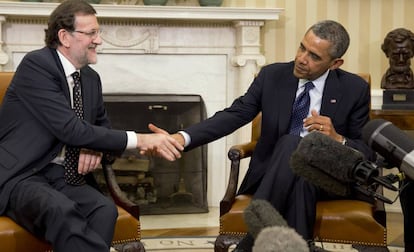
[353,184,394,204]
[354,172,405,204]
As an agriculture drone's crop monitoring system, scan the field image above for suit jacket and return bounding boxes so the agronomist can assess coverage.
[0,47,128,214]
[184,61,374,194]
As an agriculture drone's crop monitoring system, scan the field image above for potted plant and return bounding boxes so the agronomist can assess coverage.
[144,0,168,5]
[198,0,223,6]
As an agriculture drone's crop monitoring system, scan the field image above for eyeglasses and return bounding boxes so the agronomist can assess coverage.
[71,29,102,39]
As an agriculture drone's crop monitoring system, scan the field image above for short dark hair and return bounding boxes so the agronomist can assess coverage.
[307,20,350,59]
[44,0,97,48]
[381,28,414,56]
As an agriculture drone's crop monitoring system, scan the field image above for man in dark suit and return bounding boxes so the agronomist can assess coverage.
[0,0,183,251]
[150,20,375,251]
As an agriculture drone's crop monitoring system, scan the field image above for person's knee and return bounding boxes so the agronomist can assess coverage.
[106,201,118,221]
[98,197,118,222]
[50,200,77,217]
[269,134,302,159]
[277,134,302,146]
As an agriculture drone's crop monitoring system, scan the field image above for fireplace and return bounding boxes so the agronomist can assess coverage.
[95,93,208,215]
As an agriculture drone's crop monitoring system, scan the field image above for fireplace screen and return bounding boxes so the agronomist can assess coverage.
[95,94,208,215]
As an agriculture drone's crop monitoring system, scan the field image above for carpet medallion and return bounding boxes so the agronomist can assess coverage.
[142,236,215,251]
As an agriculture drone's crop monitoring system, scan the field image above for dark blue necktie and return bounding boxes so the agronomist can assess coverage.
[289,81,314,135]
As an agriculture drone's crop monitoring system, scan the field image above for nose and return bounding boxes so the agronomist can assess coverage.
[93,34,103,45]
[398,53,405,62]
[296,51,308,64]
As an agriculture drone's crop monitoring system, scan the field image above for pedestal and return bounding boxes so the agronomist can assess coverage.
[382,89,414,110]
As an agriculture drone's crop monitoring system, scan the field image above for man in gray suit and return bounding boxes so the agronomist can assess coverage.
[151,20,375,251]
[0,0,183,251]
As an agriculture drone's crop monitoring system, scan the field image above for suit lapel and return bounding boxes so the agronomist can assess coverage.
[276,74,298,136]
[49,48,71,105]
[320,71,342,119]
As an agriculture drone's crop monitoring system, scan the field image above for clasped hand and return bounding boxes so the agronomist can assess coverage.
[138,123,184,161]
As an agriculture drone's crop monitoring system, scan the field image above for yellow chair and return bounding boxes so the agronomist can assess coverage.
[0,72,145,252]
[214,74,388,252]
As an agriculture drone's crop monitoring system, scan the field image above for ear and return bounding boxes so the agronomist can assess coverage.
[58,29,71,48]
[329,58,344,70]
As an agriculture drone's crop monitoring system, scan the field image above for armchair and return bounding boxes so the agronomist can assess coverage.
[0,72,145,252]
[214,74,388,252]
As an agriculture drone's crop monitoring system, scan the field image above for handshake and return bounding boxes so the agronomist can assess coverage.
[136,123,185,162]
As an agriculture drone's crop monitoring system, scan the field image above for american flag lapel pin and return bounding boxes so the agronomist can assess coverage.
[330,99,337,104]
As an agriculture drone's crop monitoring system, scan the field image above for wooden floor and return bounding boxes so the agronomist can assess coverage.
[142,226,219,237]
[142,212,404,247]
[387,212,404,247]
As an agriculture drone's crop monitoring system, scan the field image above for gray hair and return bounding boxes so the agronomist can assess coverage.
[308,20,350,59]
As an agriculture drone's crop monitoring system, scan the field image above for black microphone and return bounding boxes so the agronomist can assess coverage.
[244,199,309,252]
[290,132,397,202]
[363,118,414,180]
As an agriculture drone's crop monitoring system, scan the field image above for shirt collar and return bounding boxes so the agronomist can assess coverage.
[298,69,329,93]
[56,49,78,78]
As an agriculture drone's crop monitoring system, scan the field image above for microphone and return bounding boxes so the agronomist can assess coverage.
[253,226,310,252]
[290,132,397,202]
[244,199,309,252]
[363,118,414,180]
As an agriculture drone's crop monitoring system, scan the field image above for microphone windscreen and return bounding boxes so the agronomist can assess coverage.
[253,226,309,252]
[244,199,287,239]
[290,132,364,196]
[290,152,350,196]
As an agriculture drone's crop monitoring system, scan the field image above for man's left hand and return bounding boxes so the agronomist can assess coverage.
[77,149,103,175]
[304,110,344,143]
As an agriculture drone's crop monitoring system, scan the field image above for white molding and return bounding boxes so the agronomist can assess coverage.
[0,1,282,21]
[371,88,383,110]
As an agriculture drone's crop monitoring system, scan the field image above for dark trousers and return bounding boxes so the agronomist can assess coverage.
[253,134,320,240]
[5,163,118,252]
[400,179,414,252]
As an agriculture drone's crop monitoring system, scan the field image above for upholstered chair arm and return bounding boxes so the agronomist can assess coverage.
[101,154,140,220]
[220,141,257,216]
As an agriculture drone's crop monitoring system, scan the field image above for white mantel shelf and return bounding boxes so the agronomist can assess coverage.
[0,1,282,21]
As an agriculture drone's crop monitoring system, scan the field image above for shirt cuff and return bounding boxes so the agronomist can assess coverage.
[178,130,191,147]
[126,131,137,149]
[341,136,347,145]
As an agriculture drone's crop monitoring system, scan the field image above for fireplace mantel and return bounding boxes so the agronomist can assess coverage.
[0,1,282,21]
[0,2,283,208]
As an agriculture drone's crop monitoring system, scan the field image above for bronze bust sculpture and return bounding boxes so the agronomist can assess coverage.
[381,28,414,89]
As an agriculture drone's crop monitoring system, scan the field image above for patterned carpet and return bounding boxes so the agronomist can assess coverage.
[141,237,404,251]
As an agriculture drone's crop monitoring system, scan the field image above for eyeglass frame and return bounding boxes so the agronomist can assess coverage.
[71,29,102,39]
